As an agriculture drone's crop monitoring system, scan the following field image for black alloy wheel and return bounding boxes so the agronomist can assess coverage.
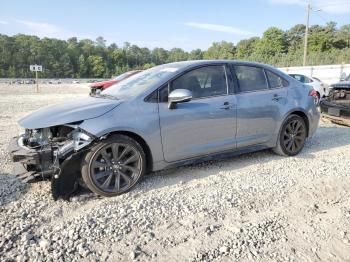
[81,135,146,196]
[273,115,307,156]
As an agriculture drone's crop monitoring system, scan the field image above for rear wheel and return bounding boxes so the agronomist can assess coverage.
[273,115,307,156]
[81,135,146,197]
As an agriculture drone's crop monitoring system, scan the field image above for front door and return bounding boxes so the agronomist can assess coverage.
[158,65,237,162]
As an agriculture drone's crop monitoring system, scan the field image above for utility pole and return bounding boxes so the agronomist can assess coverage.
[303,1,311,66]
[30,64,42,93]
[35,70,39,93]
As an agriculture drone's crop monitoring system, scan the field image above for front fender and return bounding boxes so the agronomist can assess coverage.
[79,101,164,168]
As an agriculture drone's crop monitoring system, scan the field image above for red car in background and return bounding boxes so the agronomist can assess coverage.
[90,70,142,94]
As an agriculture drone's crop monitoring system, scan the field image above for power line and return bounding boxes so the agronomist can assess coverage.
[316,1,350,8]
[314,12,329,23]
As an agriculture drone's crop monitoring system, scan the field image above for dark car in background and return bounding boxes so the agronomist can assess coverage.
[90,70,142,94]
[320,74,350,126]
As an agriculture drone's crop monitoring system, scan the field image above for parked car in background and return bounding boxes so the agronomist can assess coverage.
[289,74,329,104]
[87,79,99,83]
[9,61,319,199]
[72,80,80,84]
[24,79,36,84]
[48,79,62,84]
[320,74,350,126]
[89,70,142,95]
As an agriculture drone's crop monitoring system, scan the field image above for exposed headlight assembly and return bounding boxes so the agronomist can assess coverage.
[56,129,93,157]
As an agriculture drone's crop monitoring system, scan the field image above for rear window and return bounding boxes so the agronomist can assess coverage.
[265,70,288,88]
[234,66,268,92]
[290,74,312,83]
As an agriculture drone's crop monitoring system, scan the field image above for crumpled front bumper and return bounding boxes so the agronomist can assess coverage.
[8,136,55,183]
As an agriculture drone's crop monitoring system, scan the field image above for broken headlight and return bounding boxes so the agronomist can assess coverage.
[24,128,52,148]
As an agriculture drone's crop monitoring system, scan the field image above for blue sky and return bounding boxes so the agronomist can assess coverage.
[0,0,349,51]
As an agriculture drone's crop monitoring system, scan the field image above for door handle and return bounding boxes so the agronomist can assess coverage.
[220,101,231,110]
[272,94,282,101]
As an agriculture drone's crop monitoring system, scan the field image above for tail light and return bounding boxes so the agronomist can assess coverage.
[309,89,317,97]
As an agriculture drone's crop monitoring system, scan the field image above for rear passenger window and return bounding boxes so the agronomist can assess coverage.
[265,70,288,88]
[234,66,268,92]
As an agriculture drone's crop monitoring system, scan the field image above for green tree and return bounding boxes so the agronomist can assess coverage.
[189,49,203,60]
[256,27,287,57]
[8,66,16,78]
[204,41,235,59]
[95,36,106,48]
[168,48,188,62]
[143,62,156,69]
[286,24,305,52]
[235,37,259,59]
[338,24,350,48]
[78,55,88,78]
[152,48,169,64]
[1,21,350,78]
[88,55,104,77]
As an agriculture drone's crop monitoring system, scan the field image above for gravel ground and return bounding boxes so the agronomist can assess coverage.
[0,83,350,261]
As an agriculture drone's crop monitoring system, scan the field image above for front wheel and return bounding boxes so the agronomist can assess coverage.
[273,115,307,156]
[81,135,146,197]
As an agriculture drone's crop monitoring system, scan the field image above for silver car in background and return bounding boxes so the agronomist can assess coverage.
[8,60,320,199]
[289,73,329,104]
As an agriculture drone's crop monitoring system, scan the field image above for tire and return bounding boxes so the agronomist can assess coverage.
[273,115,307,156]
[81,134,146,197]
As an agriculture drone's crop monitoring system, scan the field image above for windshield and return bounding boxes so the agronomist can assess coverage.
[102,64,183,99]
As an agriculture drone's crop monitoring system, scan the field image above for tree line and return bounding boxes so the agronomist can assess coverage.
[0,22,349,78]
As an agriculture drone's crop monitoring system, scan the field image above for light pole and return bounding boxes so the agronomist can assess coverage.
[303,1,322,67]
[303,2,311,66]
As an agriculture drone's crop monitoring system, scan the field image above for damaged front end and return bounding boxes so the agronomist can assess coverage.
[320,86,350,126]
[8,124,94,200]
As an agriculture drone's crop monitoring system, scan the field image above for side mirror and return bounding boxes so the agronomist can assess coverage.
[168,89,192,109]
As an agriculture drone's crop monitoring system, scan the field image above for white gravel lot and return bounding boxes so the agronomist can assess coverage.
[0,83,350,261]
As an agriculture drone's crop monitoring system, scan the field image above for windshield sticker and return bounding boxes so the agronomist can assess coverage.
[160,68,179,72]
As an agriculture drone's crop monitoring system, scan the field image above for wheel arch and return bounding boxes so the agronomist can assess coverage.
[286,110,310,137]
[104,130,153,173]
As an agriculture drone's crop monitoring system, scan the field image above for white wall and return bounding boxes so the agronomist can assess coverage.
[278,64,350,84]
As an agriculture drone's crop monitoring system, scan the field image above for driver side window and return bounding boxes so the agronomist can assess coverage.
[170,65,228,99]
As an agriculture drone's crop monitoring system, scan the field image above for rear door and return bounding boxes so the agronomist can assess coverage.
[158,64,237,162]
[232,65,288,148]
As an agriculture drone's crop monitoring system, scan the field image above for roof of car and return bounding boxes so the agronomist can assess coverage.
[162,60,289,79]
[164,60,270,68]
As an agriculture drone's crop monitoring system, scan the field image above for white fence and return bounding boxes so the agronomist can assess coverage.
[279,64,350,85]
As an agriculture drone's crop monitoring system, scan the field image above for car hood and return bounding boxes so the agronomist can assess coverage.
[19,96,122,129]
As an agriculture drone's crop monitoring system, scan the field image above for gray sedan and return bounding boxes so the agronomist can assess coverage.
[9,60,320,199]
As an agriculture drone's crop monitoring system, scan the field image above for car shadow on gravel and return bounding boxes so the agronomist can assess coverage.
[135,125,350,193]
[4,125,349,202]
